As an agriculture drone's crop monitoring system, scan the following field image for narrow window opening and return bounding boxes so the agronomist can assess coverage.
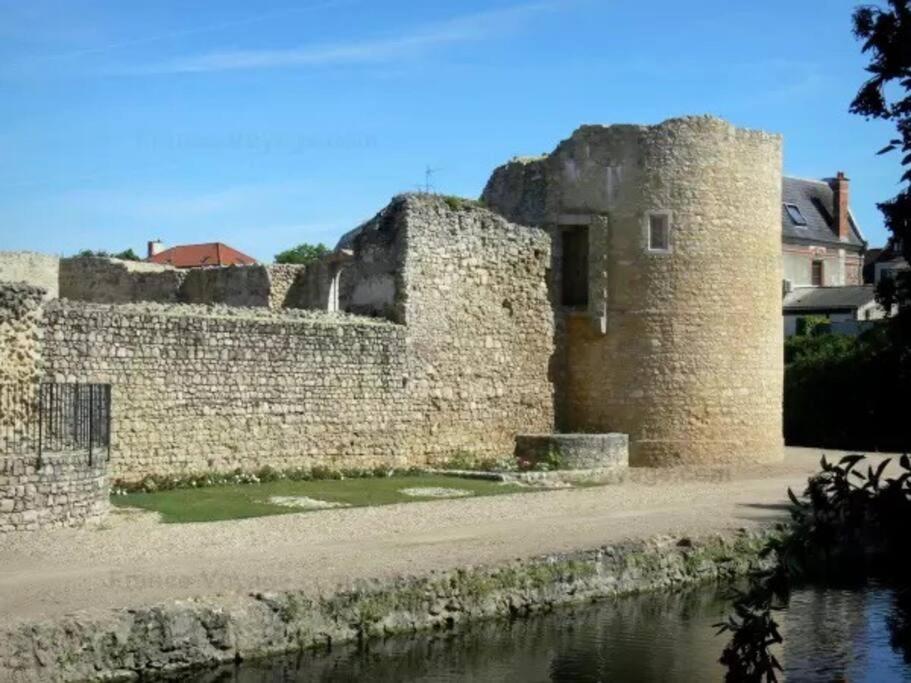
[811,260,824,286]
[648,213,671,252]
[561,227,589,307]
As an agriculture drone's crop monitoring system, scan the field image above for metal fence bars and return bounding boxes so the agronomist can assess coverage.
[0,383,111,466]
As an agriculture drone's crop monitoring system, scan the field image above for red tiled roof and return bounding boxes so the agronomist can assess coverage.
[147,242,257,269]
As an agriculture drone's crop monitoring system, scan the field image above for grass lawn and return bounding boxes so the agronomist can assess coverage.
[111,475,533,523]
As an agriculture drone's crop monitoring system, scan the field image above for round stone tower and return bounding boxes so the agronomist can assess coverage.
[482,116,784,466]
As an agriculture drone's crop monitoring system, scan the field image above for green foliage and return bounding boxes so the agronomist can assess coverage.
[111,464,424,495]
[440,450,518,472]
[274,242,330,265]
[76,248,141,261]
[784,326,908,451]
[793,314,830,338]
[717,454,911,681]
[439,195,484,212]
[850,0,911,399]
[114,248,141,261]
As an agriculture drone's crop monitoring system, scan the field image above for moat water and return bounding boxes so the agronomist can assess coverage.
[195,583,911,682]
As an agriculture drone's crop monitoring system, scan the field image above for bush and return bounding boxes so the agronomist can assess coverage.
[274,243,329,265]
[784,325,908,451]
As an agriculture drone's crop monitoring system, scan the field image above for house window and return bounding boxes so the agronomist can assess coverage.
[561,226,589,307]
[648,213,671,252]
[784,203,808,226]
[811,260,824,286]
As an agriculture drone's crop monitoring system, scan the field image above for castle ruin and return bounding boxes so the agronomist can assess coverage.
[0,116,785,504]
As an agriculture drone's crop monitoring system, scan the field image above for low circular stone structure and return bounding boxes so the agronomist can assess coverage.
[515,433,628,470]
[0,452,108,533]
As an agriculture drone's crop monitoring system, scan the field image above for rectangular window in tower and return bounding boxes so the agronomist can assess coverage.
[648,213,671,252]
[561,226,589,307]
[811,260,824,286]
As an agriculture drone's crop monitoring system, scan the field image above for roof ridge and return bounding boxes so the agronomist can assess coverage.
[783,175,830,185]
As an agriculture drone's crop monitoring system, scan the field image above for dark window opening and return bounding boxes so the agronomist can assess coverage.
[561,227,589,307]
[811,260,824,286]
[785,203,808,226]
[648,213,671,251]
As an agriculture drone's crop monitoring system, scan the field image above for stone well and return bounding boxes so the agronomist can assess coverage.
[515,433,628,470]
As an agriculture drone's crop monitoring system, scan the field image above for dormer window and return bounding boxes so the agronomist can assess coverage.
[784,203,808,226]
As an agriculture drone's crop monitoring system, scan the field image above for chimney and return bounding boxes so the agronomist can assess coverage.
[832,172,850,241]
[147,239,164,258]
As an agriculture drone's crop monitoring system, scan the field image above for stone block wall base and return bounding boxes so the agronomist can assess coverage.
[515,433,629,470]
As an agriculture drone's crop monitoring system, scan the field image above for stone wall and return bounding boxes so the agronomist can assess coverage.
[395,197,555,459]
[180,265,272,307]
[0,284,44,388]
[59,258,310,311]
[0,284,44,443]
[0,252,59,299]
[267,264,307,309]
[38,195,555,479]
[42,304,413,480]
[59,256,185,304]
[0,451,108,533]
[483,116,784,466]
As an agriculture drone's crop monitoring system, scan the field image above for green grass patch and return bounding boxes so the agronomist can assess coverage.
[112,475,530,524]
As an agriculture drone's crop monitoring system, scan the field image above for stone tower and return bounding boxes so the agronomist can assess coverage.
[482,116,784,466]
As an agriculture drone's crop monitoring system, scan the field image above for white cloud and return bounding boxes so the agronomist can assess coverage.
[120,1,563,75]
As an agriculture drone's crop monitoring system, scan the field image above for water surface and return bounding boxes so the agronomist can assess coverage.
[197,583,911,682]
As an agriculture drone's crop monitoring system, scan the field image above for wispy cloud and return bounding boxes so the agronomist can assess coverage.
[119,1,563,75]
[58,181,309,221]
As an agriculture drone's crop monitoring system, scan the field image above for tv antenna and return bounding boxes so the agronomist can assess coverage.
[422,165,440,194]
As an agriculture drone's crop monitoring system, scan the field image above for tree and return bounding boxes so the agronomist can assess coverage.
[851,1,911,302]
[114,248,140,261]
[852,1,911,448]
[75,248,140,261]
[274,242,330,265]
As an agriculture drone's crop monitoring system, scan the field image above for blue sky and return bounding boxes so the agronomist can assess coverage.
[0,0,903,260]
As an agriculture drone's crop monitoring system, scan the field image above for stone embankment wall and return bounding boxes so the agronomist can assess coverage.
[38,196,554,479]
[0,529,773,681]
[0,452,108,533]
[483,116,784,467]
[0,252,59,299]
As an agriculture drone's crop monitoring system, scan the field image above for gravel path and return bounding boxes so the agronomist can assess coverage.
[0,447,891,626]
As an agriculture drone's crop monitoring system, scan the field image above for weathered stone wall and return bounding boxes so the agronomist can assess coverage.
[483,116,784,466]
[396,197,555,460]
[0,252,59,299]
[267,264,307,309]
[180,265,272,307]
[41,304,413,480]
[59,259,310,311]
[37,196,555,479]
[0,451,107,533]
[0,284,44,443]
[0,284,44,388]
[59,256,185,304]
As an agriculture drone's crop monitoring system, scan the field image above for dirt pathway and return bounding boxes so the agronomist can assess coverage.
[0,448,890,626]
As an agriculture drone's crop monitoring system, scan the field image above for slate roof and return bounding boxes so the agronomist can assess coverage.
[781,177,865,248]
[783,285,876,312]
[147,242,257,269]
